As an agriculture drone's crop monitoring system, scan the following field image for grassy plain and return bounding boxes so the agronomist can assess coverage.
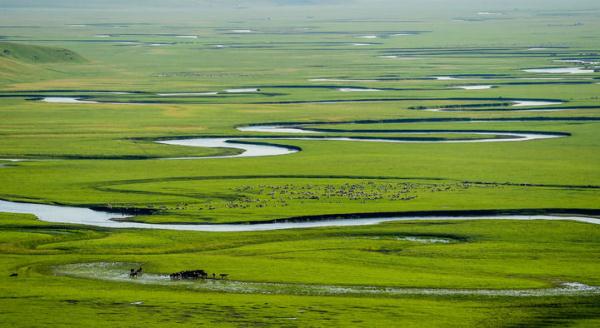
[0,1,599,326]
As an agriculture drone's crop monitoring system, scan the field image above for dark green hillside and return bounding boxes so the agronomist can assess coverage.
[0,42,85,63]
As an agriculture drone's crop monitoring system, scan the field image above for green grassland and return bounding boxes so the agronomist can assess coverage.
[2,213,600,327]
[1,1,600,326]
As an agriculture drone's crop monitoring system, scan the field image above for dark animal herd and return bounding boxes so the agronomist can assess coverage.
[169,270,229,281]
[128,267,229,281]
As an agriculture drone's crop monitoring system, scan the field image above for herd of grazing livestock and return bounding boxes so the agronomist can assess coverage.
[128,267,229,281]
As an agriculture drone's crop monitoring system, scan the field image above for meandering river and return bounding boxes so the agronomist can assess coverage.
[0,199,598,232]
[156,123,565,159]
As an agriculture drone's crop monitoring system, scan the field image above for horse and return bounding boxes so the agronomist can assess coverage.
[129,269,138,278]
[129,267,143,279]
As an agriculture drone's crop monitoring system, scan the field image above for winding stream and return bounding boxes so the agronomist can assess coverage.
[512,100,564,107]
[1,199,598,232]
[158,138,298,159]
[424,100,565,112]
[42,97,98,104]
[523,67,595,74]
[156,123,565,159]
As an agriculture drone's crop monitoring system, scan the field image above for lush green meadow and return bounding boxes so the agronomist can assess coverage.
[1,0,599,326]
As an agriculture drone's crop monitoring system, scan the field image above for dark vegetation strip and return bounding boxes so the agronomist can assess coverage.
[381,51,579,55]
[237,116,600,127]
[256,97,566,105]
[499,81,594,85]
[411,103,513,110]
[239,208,600,225]
[378,46,577,52]
[381,52,577,57]
[214,41,383,46]
[249,49,573,56]
[303,128,571,136]
[257,85,445,91]
[304,74,509,81]
[410,103,579,110]
[426,106,600,112]
[218,30,430,36]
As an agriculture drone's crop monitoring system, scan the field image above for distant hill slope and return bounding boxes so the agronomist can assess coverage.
[0,42,86,85]
[0,42,85,63]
